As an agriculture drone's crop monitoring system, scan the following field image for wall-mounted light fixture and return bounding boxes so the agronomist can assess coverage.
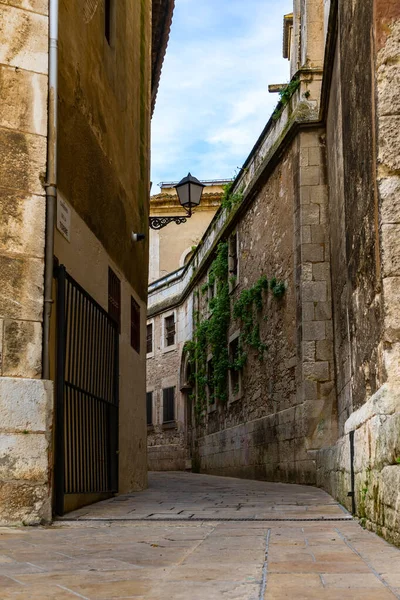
[131,232,145,242]
[149,173,205,230]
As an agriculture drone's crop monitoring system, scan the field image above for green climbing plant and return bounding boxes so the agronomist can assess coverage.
[186,241,286,421]
[221,182,244,212]
[233,275,270,360]
[272,77,300,121]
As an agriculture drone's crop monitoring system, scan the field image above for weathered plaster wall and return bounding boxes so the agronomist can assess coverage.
[54,200,148,493]
[0,1,53,524]
[52,0,152,500]
[157,210,219,280]
[58,0,152,301]
[149,186,224,282]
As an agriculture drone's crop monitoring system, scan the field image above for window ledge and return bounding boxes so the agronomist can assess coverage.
[162,421,177,430]
[228,391,243,406]
[162,344,177,354]
[229,281,239,295]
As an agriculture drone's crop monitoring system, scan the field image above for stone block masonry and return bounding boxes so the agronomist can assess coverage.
[295,129,336,462]
[0,1,54,523]
[147,307,189,472]
[316,0,400,545]
[192,132,335,486]
[0,378,53,524]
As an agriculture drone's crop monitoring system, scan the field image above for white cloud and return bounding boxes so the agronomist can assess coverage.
[151,0,293,191]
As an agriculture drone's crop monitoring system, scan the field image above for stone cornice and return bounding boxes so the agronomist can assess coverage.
[149,191,223,214]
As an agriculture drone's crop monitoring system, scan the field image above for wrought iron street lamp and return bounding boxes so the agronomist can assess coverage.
[149,173,206,230]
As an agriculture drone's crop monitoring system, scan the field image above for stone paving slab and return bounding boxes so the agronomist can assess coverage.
[0,472,399,599]
[61,472,350,522]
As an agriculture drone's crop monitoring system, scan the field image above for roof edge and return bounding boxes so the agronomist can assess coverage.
[151,0,175,115]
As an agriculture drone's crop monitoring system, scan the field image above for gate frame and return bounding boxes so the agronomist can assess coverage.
[54,265,119,516]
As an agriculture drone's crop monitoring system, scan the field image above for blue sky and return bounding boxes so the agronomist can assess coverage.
[151,0,293,192]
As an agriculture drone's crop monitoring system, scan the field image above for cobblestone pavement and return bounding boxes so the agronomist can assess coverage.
[1,472,400,599]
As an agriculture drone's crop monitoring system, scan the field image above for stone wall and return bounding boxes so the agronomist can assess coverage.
[316,0,400,545]
[191,127,335,485]
[0,0,53,524]
[147,300,193,471]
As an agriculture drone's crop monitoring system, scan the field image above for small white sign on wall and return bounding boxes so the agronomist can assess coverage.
[57,196,71,242]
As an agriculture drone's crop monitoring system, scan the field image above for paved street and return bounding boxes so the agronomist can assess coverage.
[1,472,400,599]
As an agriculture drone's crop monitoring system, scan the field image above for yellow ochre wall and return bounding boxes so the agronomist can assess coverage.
[58,0,152,300]
[53,0,152,496]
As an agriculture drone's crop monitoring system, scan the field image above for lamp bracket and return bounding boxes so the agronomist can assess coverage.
[149,216,188,230]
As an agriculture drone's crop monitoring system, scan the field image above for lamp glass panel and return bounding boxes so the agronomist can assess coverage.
[189,183,203,206]
[177,184,190,207]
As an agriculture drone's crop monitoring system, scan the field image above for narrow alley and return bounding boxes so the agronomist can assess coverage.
[1,473,400,599]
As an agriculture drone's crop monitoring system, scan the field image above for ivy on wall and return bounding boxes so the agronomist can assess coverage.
[272,77,300,121]
[186,240,286,420]
[187,242,230,411]
[221,182,244,212]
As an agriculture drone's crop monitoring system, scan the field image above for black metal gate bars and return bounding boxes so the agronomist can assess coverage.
[55,265,119,515]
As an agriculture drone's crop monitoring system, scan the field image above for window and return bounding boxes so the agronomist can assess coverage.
[105,0,115,46]
[208,270,217,307]
[131,297,140,353]
[283,14,293,61]
[229,333,242,402]
[163,387,175,423]
[165,314,176,347]
[207,357,215,406]
[146,323,153,355]
[184,250,194,265]
[229,232,238,289]
[108,267,121,332]
[146,392,153,426]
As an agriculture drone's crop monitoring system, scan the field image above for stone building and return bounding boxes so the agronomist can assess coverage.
[0,0,173,523]
[146,179,229,470]
[146,0,400,545]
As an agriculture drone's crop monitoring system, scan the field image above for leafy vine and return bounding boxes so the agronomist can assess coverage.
[186,241,286,419]
[272,77,300,121]
[233,275,269,360]
[221,182,244,212]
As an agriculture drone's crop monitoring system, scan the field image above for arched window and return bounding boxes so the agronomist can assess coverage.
[179,247,196,268]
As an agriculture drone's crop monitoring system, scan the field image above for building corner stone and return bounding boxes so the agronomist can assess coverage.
[0,378,54,525]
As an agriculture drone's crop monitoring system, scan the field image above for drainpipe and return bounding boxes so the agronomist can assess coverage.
[42,0,59,380]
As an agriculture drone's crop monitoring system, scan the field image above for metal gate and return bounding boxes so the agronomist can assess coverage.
[55,265,119,515]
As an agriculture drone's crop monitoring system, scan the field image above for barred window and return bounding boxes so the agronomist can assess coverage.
[131,297,140,353]
[163,387,175,423]
[229,336,240,396]
[229,232,238,278]
[207,358,215,405]
[146,392,153,426]
[146,323,153,354]
[165,314,176,347]
[108,267,121,332]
